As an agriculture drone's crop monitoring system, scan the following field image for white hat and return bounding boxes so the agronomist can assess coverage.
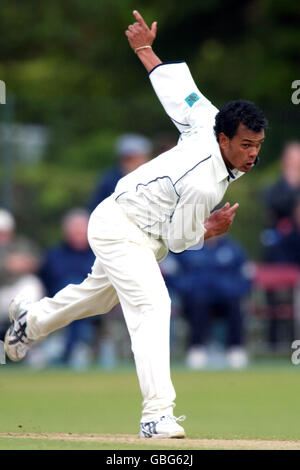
[0,209,15,232]
[115,134,152,158]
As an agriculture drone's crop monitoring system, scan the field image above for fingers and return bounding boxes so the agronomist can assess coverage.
[151,21,157,37]
[125,26,133,36]
[228,203,239,214]
[133,10,148,28]
[126,21,143,35]
[125,22,141,39]
[216,202,239,231]
[222,202,239,213]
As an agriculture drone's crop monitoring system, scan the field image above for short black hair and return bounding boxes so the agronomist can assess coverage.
[214,99,267,142]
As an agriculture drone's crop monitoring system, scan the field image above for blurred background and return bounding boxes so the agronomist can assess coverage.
[0,0,300,370]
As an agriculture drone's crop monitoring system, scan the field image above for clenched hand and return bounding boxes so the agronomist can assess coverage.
[204,202,239,239]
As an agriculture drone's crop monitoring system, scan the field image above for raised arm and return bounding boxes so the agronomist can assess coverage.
[125,11,218,133]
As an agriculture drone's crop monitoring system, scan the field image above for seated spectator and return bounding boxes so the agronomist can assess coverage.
[259,143,300,350]
[161,235,253,369]
[0,209,44,339]
[39,208,96,366]
[264,199,300,265]
[89,134,152,211]
[262,141,300,233]
[258,200,300,350]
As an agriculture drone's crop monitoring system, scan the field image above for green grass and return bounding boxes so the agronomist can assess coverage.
[0,438,183,450]
[1,363,300,449]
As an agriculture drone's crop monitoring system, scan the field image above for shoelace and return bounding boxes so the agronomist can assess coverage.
[175,415,186,422]
[8,320,29,345]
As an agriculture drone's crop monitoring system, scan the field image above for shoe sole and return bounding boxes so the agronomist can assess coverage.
[4,328,19,362]
[139,431,186,439]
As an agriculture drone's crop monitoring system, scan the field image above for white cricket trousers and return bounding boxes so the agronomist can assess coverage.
[26,195,176,422]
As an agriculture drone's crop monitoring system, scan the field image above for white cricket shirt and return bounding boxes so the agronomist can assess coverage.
[114,62,244,254]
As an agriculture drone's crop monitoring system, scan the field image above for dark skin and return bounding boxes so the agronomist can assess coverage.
[126,10,265,239]
[219,124,265,172]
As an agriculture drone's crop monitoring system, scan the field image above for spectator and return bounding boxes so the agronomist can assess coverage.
[259,199,300,351]
[39,208,96,366]
[89,134,152,211]
[262,141,300,232]
[0,208,44,338]
[162,235,253,369]
[265,199,300,265]
[88,134,153,366]
[152,132,177,156]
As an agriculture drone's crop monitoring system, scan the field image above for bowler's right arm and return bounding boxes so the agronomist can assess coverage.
[126,11,218,133]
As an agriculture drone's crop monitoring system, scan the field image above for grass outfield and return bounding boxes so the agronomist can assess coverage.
[1,363,300,449]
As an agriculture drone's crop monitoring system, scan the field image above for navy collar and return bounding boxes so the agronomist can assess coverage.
[226,164,235,181]
[226,157,259,182]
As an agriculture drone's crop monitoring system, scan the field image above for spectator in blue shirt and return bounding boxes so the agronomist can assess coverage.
[89,134,152,212]
[39,208,96,365]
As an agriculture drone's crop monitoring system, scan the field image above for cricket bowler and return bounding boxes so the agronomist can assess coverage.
[4,10,267,438]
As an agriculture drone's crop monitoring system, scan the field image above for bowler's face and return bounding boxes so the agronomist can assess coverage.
[219,123,265,172]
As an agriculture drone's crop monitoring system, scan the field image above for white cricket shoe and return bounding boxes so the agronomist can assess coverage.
[4,296,33,362]
[140,415,186,439]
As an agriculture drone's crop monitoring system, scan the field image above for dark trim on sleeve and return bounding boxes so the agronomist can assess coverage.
[167,114,190,128]
[148,61,185,76]
[115,191,128,201]
[136,176,180,198]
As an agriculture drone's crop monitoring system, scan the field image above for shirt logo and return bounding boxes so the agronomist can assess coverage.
[185,92,200,107]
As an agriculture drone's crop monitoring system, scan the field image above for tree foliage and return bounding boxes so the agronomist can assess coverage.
[1,1,299,151]
[0,0,299,252]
